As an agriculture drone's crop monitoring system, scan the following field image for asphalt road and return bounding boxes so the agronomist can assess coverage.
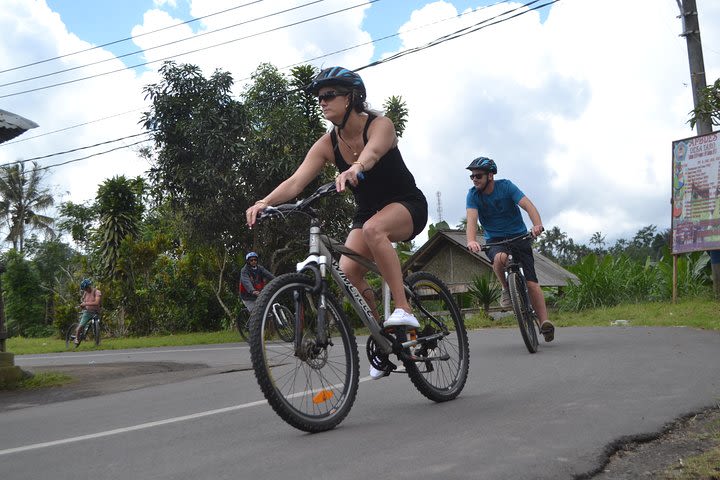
[2,326,720,480]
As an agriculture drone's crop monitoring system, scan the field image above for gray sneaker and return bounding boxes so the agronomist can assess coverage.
[500,288,512,308]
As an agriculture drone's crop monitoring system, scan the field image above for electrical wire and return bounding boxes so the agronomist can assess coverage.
[0,0,328,88]
[0,0,379,99]
[1,0,557,176]
[0,0,266,75]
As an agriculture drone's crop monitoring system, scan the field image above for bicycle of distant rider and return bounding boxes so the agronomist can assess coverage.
[65,312,101,348]
[481,232,540,354]
[248,181,470,432]
[236,302,293,343]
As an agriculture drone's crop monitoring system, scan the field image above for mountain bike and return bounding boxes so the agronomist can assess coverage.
[65,312,101,348]
[249,181,469,432]
[481,232,540,354]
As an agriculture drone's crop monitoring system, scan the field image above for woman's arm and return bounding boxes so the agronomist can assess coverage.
[246,134,333,226]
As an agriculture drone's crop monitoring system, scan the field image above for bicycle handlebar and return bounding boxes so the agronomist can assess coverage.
[257,174,363,222]
[480,229,543,250]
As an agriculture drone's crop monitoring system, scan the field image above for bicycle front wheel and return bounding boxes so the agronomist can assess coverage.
[404,271,469,402]
[93,319,101,346]
[508,272,539,353]
[65,323,80,348]
[249,273,359,433]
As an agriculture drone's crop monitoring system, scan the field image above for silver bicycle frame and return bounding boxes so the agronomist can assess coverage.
[295,225,393,354]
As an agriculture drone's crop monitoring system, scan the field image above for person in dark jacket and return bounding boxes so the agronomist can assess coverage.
[239,252,274,312]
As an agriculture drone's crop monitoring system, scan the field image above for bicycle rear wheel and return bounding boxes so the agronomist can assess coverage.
[508,272,538,353]
[249,273,359,432]
[65,323,80,348]
[404,271,469,402]
[236,308,249,341]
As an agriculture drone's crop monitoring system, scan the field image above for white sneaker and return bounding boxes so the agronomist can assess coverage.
[369,366,386,380]
[500,288,512,308]
[383,308,420,329]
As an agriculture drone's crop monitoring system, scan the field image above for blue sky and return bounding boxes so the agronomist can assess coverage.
[2,0,719,246]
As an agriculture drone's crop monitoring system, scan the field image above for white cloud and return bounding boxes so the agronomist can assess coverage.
[1,0,718,248]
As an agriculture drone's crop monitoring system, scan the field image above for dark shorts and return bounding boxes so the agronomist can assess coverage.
[487,236,538,283]
[351,195,428,241]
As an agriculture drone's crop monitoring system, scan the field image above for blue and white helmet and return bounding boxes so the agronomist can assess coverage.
[466,157,497,174]
[80,278,92,290]
[245,252,259,261]
[307,66,366,101]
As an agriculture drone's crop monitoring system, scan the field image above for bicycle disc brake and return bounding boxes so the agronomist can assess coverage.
[366,335,396,374]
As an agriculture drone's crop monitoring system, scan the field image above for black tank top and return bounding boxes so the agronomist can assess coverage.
[330,114,424,214]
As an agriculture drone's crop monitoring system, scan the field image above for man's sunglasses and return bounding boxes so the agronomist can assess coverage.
[317,91,346,103]
[469,172,488,180]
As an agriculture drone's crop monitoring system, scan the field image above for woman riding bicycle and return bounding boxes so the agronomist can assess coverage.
[464,156,555,342]
[245,67,428,377]
[74,278,102,345]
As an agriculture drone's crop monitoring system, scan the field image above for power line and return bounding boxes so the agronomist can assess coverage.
[0,109,143,147]
[0,0,328,89]
[0,0,266,75]
[0,0,378,99]
[1,0,555,174]
[1,132,152,168]
[2,0,505,146]
[356,0,559,73]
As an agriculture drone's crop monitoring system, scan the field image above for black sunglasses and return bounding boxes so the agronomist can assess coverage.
[317,91,346,103]
[469,172,488,180]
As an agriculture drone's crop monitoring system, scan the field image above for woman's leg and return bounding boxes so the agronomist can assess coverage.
[359,203,414,313]
[340,229,379,320]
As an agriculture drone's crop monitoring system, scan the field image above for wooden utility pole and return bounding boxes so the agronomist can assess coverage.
[675,0,719,300]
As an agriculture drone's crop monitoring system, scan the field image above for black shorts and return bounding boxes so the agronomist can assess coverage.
[351,195,428,241]
[486,236,538,283]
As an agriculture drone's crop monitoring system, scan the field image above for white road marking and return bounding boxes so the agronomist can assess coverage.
[0,375,378,456]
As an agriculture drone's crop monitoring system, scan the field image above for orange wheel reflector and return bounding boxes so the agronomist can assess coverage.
[313,389,334,404]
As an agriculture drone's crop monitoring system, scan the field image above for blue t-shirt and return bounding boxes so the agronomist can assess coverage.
[466,179,527,240]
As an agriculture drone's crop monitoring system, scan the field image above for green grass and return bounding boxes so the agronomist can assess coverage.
[464,297,720,331]
[661,415,720,479]
[7,298,719,356]
[7,330,242,355]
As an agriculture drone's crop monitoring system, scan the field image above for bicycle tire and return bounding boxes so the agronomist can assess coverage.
[65,322,80,348]
[508,271,539,353]
[236,309,250,341]
[249,273,359,432]
[93,318,101,346]
[404,271,469,402]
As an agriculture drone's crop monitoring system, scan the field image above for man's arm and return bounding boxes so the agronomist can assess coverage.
[466,208,482,253]
[518,196,544,236]
[261,266,274,281]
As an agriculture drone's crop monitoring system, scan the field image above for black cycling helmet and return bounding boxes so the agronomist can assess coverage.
[307,66,366,101]
[466,157,497,174]
[80,278,92,290]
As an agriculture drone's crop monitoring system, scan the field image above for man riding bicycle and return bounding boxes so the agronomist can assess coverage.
[464,156,555,342]
[239,252,274,312]
[75,278,102,345]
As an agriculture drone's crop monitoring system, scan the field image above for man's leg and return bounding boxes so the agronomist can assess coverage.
[527,281,553,342]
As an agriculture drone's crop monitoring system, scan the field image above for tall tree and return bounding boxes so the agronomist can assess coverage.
[96,176,144,280]
[0,161,55,252]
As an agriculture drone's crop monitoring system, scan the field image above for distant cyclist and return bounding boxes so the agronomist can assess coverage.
[464,156,555,342]
[74,278,102,345]
[239,252,274,312]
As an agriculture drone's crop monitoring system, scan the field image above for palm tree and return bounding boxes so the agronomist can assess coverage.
[0,161,55,252]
